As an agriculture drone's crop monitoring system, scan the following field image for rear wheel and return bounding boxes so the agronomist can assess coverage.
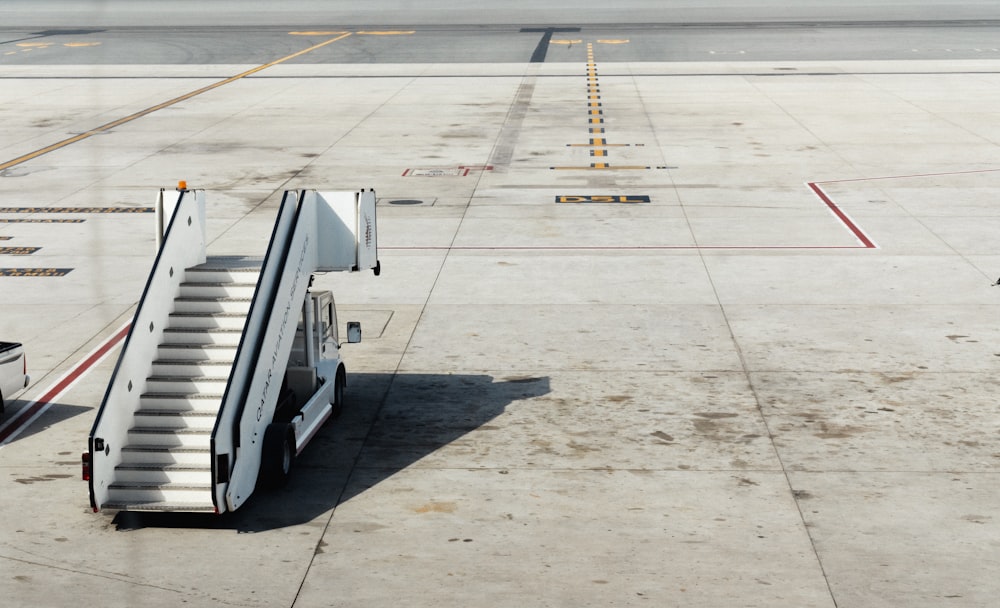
[260,423,295,489]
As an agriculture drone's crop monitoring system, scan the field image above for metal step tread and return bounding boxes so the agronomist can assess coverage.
[175,296,253,301]
[121,445,210,453]
[134,409,218,417]
[102,501,216,512]
[116,464,212,472]
[152,359,235,365]
[195,256,264,269]
[141,391,224,399]
[109,481,212,490]
[164,327,243,333]
[129,427,211,435]
[179,281,257,288]
[168,312,250,318]
[145,375,230,382]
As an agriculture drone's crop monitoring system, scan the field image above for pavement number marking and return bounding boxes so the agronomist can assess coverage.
[0,247,40,255]
[556,195,651,204]
[0,268,72,277]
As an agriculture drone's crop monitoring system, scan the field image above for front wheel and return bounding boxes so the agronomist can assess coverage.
[330,370,346,418]
[259,423,295,489]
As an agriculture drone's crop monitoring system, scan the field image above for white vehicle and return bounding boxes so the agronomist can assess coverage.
[84,185,378,513]
[0,341,30,415]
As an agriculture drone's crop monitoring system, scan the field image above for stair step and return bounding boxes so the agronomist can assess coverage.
[126,428,211,448]
[121,445,210,465]
[145,376,229,394]
[174,297,253,314]
[107,481,214,505]
[156,343,237,361]
[150,359,235,377]
[115,464,213,484]
[179,283,257,299]
[185,266,261,284]
[162,328,243,346]
[101,501,217,513]
[140,393,222,412]
[133,409,218,430]
[168,312,249,330]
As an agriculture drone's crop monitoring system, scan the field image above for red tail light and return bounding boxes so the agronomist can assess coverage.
[81,452,91,481]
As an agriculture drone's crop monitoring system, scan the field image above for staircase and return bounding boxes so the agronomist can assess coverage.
[104,257,261,511]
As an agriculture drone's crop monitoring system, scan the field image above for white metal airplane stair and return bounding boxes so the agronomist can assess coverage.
[87,186,378,514]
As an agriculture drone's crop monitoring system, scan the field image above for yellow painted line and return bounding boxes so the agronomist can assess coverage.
[356,31,416,36]
[64,42,102,48]
[289,31,349,36]
[551,39,583,45]
[0,33,353,173]
[598,39,631,44]
[17,42,51,48]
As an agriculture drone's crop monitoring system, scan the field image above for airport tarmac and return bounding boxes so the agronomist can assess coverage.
[2,3,1000,607]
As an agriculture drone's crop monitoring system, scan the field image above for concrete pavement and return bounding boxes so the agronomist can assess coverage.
[2,16,1000,608]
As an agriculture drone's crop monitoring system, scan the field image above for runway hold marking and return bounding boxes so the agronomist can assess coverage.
[0,268,73,277]
[0,33,354,173]
[0,236,10,240]
[0,323,129,447]
[0,247,40,255]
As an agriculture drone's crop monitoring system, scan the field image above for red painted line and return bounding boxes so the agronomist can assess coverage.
[0,323,130,446]
[383,245,867,251]
[807,182,877,249]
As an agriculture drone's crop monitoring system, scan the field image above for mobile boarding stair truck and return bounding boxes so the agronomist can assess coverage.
[84,185,379,513]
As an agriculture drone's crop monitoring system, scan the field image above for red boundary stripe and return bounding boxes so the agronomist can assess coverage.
[0,324,130,445]
[807,182,877,249]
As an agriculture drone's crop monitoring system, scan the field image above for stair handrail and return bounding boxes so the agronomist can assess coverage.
[210,190,308,511]
[88,188,207,511]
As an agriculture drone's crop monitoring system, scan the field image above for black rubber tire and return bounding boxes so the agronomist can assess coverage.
[331,370,346,419]
[260,423,295,489]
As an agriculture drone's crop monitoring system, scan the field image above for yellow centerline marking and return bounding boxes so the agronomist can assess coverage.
[0,32,353,173]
